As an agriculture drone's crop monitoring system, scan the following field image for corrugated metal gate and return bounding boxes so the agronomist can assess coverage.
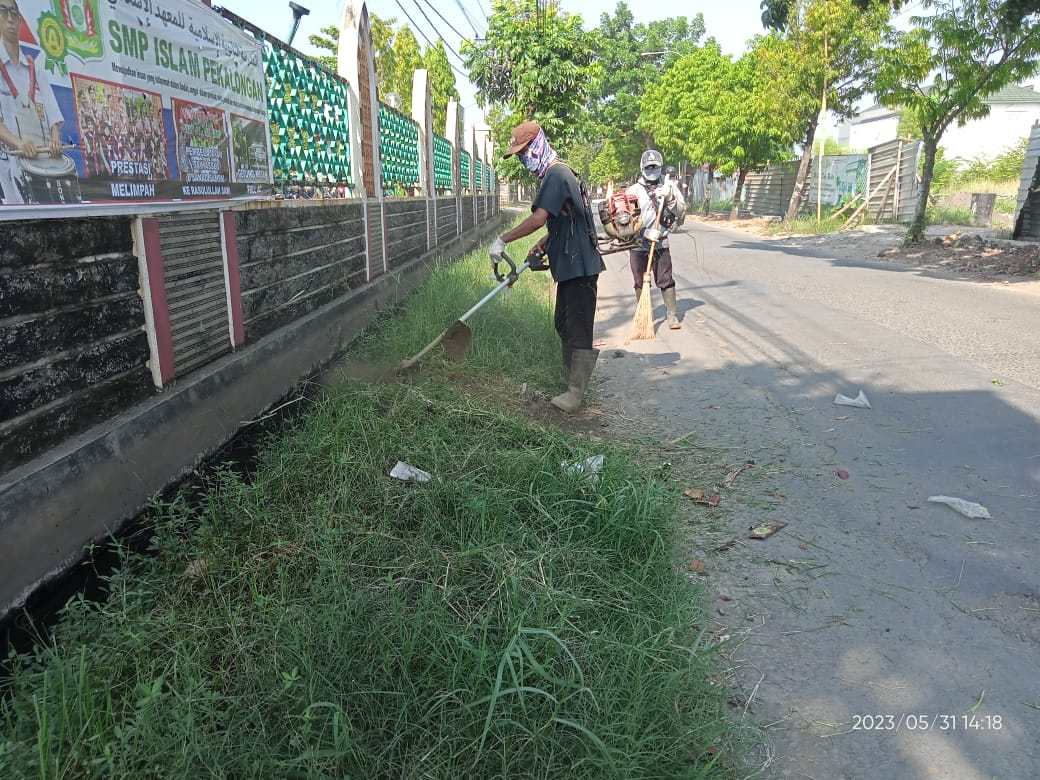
[156,212,231,377]
[865,139,921,223]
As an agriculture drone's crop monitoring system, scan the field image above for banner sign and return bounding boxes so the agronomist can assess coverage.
[0,0,272,214]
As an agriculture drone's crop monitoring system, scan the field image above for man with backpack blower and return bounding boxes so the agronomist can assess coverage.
[627,150,683,329]
[489,121,606,413]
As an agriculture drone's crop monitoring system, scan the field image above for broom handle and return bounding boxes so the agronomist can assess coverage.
[642,189,666,281]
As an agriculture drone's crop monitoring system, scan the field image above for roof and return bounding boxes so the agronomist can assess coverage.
[985,84,1040,104]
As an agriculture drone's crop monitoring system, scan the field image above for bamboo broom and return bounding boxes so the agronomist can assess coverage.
[630,197,665,340]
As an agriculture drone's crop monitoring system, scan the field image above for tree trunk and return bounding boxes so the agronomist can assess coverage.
[784,115,819,222]
[731,168,748,220]
[701,163,715,216]
[906,136,938,245]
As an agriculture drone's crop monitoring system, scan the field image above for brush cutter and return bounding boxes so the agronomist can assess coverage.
[398,251,535,371]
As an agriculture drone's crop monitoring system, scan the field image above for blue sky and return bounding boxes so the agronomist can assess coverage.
[214,0,770,117]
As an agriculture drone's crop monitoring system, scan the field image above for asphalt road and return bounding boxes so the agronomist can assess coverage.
[590,219,1040,779]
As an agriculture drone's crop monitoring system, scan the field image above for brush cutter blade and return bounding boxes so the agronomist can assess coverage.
[441,320,472,361]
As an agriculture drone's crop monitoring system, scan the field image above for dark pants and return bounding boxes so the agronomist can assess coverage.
[629,245,674,290]
[555,275,598,350]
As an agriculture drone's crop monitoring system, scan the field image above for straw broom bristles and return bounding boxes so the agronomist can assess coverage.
[630,247,657,339]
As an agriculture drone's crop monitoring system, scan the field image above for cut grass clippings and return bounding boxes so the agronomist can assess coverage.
[1,239,742,779]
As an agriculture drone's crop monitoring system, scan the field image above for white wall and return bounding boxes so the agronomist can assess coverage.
[940,103,1040,162]
[849,114,901,152]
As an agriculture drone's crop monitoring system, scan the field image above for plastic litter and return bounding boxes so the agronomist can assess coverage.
[389,461,432,482]
[562,455,605,481]
[927,495,991,519]
[834,390,871,409]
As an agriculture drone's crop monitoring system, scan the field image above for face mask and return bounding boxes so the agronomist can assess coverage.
[518,130,557,178]
[643,166,661,182]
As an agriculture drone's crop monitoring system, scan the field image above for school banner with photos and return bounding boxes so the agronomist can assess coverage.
[0,0,272,213]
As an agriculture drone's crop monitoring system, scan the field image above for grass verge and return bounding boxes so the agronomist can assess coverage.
[2,241,743,779]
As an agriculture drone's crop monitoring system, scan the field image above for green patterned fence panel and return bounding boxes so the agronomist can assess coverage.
[460,150,471,189]
[433,134,453,191]
[221,9,353,195]
[379,104,420,193]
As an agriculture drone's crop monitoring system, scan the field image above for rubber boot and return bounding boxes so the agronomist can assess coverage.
[560,342,574,386]
[551,348,599,413]
[662,287,681,329]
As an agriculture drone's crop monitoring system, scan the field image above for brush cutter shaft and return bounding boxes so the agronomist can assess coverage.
[399,252,529,369]
[459,256,531,323]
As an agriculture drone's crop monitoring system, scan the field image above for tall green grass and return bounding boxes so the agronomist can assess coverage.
[2,240,742,778]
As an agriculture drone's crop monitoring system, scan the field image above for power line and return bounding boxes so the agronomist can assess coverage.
[411,0,468,65]
[452,0,483,37]
[392,0,471,80]
[417,0,468,42]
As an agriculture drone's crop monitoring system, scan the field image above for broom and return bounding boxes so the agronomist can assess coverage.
[630,199,664,340]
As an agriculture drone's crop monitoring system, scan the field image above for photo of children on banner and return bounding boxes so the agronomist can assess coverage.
[0,0,73,204]
[73,77,170,181]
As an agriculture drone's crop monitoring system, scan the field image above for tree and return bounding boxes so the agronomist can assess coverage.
[638,42,736,215]
[308,26,339,72]
[307,13,397,89]
[423,41,460,136]
[761,0,904,27]
[587,4,706,177]
[765,0,894,221]
[639,41,794,218]
[461,0,598,166]
[874,0,1040,242]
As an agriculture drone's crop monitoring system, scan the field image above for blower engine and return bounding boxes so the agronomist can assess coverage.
[598,193,644,243]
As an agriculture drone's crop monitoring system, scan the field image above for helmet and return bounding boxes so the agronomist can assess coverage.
[664,166,677,177]
[640,149,663,182]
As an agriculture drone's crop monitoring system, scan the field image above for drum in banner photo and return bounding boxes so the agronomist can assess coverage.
[18,152,81,203]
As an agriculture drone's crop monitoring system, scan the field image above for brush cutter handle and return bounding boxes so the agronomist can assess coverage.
[492,252,519,283]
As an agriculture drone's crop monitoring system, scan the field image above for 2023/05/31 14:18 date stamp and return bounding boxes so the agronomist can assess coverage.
[852,714,1002,732]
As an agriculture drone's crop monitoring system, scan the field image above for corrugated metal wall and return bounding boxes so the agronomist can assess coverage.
[865,139,922,223]
[742,163,799,217]
[1013,123,1040,240]
[735,142,920,221]
[156,212,231,377]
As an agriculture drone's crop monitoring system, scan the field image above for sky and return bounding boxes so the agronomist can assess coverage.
[212,0,1040,123]
[212,0,770,119]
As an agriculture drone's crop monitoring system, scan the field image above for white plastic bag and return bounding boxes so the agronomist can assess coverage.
[390,460,432,483]
[834,390,871,409]
[927,495,991,519]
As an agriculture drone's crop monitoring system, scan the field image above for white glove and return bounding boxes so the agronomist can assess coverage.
[489,237,506,261]
[642,227,661,243]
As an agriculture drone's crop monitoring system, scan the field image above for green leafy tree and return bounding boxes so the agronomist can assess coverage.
[423,41,460,136]
[992,136,1029,180]
[761,0,904,27]
[765,0,894,220]
[308,26,339,72]
[640,41,793,217]
[387,27,423,108]
[588,138,629,187]
[588,4,706,175]
[461,0,598,173]
[306,14,397,87]
[874,0,1040,242]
